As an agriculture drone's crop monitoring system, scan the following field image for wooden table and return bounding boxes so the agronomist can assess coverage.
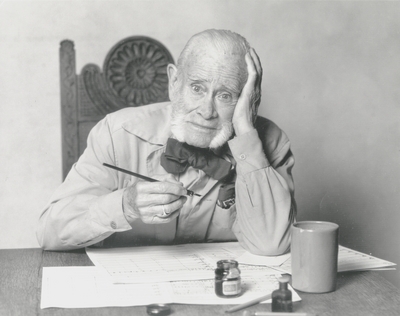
[0,248,399,316]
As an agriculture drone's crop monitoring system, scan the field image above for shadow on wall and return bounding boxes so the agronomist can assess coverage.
[318,190,370,248]
[297,176,399,288]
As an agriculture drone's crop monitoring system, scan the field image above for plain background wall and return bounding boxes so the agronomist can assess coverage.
[0,0,399,288]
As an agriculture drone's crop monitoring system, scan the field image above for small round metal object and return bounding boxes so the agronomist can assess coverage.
[146,304,171,316]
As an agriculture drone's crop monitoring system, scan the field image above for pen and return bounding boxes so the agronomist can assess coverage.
[242,312,316,316]
[102,163,201,197]
[225,293,272,313]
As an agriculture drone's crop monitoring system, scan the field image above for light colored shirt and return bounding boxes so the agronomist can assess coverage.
[37,102,295,255]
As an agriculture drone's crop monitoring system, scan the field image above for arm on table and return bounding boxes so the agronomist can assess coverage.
[36,116,131,250]
[229,125,296,256]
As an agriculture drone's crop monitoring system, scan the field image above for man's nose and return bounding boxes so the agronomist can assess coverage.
[196,95,217,119]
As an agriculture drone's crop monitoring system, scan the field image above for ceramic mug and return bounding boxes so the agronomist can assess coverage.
[291,221,339,293]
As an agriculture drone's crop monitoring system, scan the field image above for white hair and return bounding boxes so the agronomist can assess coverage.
[176,29,251,83]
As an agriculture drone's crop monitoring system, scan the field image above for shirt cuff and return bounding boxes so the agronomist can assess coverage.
[228,129,270,175]
[88,188,132,232]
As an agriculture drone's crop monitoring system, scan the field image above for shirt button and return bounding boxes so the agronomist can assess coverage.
[239,154,246,160]
[110,221,117,229]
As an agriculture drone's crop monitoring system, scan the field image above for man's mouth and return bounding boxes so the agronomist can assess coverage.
[187,122,217,132]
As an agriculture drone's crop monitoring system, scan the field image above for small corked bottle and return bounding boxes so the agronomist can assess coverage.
[272,275,293,312]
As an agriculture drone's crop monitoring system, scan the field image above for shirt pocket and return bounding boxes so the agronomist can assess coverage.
[205,205,237,242]
[211,204,237,229]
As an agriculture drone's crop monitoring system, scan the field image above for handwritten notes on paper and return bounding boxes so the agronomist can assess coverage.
[41,266,301,309]
[338,246,396,272]
[270,245,397,274]
[86,242,395,284]
[86,242,280,283]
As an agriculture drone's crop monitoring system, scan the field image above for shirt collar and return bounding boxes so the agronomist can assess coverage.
[121,102,173,146]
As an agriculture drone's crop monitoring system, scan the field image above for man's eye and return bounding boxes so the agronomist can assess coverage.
[191,85,202,93]
[219,93,232,102]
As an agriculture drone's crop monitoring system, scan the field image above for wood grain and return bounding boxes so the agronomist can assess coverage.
[60,40,79,180]
[1,248,399,315]
[0,248,43,316]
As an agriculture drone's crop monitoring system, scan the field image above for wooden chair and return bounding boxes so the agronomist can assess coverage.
[59,36,175,179]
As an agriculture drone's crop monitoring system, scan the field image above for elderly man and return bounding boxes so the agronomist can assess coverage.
[37,29,295,255]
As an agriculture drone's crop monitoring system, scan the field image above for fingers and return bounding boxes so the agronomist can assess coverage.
[155,196,187,219]
[152,173,181,185]
[249,48,262,78]
[137,178,187,198]
[153,207,180,223]
[129,183,186,217]
[246,48,262,118]
[123,176,190,225]
[244,49,262,91]
[232,49,263,135]
[244,52,257,88]
[149,195,187,223]
[164,196,187,215]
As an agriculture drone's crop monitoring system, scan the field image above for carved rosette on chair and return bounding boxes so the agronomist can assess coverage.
[60,36,174,179]
[81,36,174,117]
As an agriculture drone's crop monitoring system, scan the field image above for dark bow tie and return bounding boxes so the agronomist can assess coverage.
[160,138,232,180]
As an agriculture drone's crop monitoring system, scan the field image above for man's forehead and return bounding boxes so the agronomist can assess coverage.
[185,68,244,93]
[183,51,246,92]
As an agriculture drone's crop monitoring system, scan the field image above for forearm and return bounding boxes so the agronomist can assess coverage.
[36,187,131,250]
[36,116,133,250]
[233,167,294,255]
[228,128,295,255]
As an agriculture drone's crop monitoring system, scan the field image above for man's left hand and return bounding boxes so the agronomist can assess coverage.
[232,48,262,136]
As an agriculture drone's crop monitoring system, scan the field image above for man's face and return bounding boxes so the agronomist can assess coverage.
[169,48,246,149]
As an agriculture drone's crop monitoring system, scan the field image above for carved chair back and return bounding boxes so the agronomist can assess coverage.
[59,36,174,179]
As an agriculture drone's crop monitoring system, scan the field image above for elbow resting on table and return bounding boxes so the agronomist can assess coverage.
[36,216,87,251]
[36,227,77,251]
[247,237,290,256]
[237,227,291,256]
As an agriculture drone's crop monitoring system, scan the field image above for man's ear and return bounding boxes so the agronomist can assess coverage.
[167,64,179,100]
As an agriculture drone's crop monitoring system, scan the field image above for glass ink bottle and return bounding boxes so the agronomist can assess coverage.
[214,260,241,298]
[272,275,293,312]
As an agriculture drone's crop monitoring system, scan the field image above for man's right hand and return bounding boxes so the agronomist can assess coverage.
[122,174,188,225]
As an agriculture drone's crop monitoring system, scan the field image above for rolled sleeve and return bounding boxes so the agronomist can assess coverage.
[227,124,296,256]
[228,129,270,175]
[88,189,131,232]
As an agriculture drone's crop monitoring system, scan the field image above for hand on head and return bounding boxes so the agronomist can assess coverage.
[232,47,263,136]
[122,174,187,225]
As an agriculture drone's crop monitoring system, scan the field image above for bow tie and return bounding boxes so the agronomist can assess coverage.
[160,138,232,180]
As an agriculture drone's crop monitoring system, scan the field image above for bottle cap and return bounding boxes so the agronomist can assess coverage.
[278,275,290,284]
[146,304,171,316]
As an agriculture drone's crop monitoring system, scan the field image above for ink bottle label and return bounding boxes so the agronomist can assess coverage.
[215,260,241,298]
[222,278,241,295]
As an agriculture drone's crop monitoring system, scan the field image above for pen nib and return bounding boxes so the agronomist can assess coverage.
[186,190,201,197]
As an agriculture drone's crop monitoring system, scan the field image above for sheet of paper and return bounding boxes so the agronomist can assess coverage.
[166,273,302,305]
[337,246,397,272]
[41,266,301,309]
[272,245,397,274]
[86,242,280,283]
[237,251,291,267]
